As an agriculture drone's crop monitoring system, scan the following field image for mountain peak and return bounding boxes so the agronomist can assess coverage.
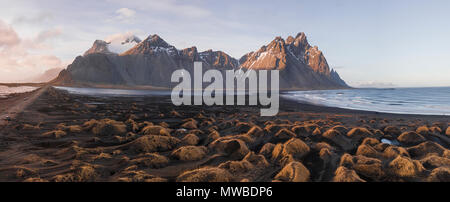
[268,36,285,46]
[83,40,114,56]
[121,34,175,55]
[199,49,239,69]
[94,39,109,44]
[238,32,347,88]
[240,36,288,70]
[268,36,286,48]
[180,46,198,59]
[286,36,295,44]
[59,32,348,90]
[304,44,329,75]
[142,34,170,48]
[290,32,309,48]
[273,36,285,42]
[295,32,306,39]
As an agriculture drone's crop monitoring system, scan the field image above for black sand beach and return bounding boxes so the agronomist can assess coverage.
[0,86,449,182]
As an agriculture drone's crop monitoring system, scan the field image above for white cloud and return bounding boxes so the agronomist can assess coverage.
[108,0,211,18]
[115,8,136,23]
[104,31,138,43]
[104,31,142,53]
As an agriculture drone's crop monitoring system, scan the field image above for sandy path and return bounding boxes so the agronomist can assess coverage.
[0,86,49,129]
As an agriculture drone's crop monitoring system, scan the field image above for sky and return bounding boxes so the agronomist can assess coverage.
[0,0,450,87]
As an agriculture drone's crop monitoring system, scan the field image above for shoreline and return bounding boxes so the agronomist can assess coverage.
[4,83,447,118]
[2,86,448,130]
[54,85,450,118]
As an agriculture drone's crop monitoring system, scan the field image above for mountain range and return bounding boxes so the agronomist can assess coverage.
[54,32,348,90]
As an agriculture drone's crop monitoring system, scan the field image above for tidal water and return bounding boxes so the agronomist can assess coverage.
[282,87,450,116]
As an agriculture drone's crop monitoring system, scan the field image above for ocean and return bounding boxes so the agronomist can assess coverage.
[282,87,450,116]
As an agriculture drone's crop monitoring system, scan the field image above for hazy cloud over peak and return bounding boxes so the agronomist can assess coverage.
[104,31,142,53]
[105,31,141,43]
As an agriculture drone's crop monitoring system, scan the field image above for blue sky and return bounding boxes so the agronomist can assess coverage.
[0,0,449,87]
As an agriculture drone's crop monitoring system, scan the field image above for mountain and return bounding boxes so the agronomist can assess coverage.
[55,33,348,89]
[83,34,143,56]
[121,34,174,55]
[56,34,238,87]
[199,50,239,69]
[239,32,348,89]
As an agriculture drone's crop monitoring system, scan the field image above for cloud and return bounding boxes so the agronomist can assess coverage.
[104,31,142,53]
[35,28,62,43]
[147,0,211,18]
[104,31,142,43]
[12,12,53,25]
[28,27,63,50]
[108,0,211,18]
[0,19,66,83]
[115,8,136,23]
[0,20,21,47]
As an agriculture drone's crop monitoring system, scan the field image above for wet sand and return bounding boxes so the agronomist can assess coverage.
[0,87,48,127]
[0,87,449,182]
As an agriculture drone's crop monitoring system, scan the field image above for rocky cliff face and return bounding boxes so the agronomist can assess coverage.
[239,32,348,89]
[55,32,348,89]
[199,50,239,69]
[58,35,238,87]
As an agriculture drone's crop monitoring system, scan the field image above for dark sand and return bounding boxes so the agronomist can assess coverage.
[0,87,449,182]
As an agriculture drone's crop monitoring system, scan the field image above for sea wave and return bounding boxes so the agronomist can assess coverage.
[282,87,450,116]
